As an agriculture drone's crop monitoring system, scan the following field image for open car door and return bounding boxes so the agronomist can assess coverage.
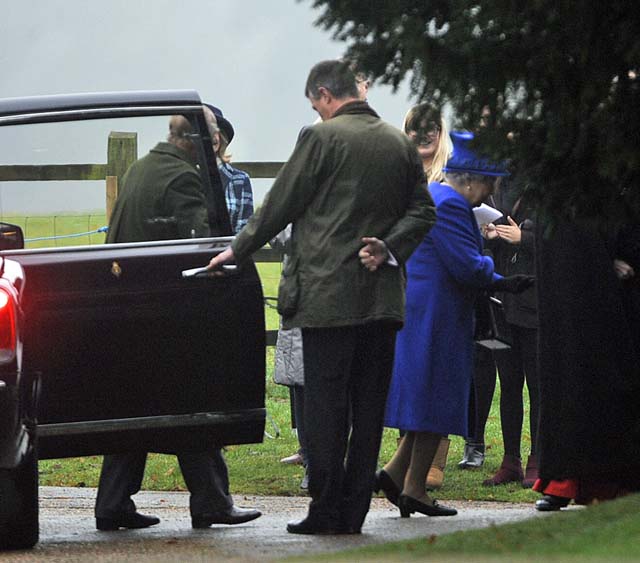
[0,91,265,459]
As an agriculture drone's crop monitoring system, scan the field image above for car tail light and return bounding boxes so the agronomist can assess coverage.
[0,287,17,363]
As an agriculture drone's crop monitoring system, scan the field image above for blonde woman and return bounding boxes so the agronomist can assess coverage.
[402,103,452,184]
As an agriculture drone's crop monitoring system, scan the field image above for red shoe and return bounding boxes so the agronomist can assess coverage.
[482,454,523,486]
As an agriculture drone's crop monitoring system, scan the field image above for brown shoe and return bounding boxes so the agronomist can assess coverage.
[426,437,450,490]
[482,454,523,486]
[522,454,538,488]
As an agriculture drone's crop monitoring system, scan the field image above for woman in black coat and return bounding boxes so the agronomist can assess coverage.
[479,196,541,488]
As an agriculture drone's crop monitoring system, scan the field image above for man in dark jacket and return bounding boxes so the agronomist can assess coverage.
[106,114,209,243]
[96,107,261,531]
[208,60,437,534]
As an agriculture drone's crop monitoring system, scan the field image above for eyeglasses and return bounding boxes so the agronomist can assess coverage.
[409,122,440,141]
[423,122,441,136]
[410,131,440,149]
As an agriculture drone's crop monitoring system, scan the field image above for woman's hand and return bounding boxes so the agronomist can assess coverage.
[614,259,635,280]
[491,274,535,293]
[481,223,499,240]
[495,216,521,244]
[359,237,388,272]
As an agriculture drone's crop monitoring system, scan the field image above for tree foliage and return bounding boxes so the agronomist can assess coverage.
[307,1,639,218]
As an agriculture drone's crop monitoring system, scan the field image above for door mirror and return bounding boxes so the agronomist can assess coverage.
[0,223,25,250]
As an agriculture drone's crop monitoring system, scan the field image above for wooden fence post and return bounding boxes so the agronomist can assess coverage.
[106,131,137,179]
[105,176,118,222]
[106,132,137,217]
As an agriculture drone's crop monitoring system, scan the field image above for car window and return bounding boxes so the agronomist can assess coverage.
[0,114,220,249]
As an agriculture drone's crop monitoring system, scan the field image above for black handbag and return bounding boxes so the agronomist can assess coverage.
[475,294,512,351]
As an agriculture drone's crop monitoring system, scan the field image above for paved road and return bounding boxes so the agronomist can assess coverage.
[1,486,553,562]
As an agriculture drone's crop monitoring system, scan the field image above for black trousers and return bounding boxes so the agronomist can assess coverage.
[95,449,232,519]
[467,342,499,444]
[302,321,396,531]
[495,325,540,457]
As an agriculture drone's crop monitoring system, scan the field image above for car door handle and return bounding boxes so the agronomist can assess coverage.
[181,264,238,278]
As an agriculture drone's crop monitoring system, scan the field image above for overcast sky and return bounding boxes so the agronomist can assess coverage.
[1,0,415,211]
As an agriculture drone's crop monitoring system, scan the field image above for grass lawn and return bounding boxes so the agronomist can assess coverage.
[38,380,537,504]
[2,214,108,248]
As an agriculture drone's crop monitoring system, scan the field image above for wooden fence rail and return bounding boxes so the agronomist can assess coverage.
[0,162,284,181]
[0,130,285,346]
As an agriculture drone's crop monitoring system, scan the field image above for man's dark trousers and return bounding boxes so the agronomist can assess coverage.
[302,321,397,532]
[95,450,232,519]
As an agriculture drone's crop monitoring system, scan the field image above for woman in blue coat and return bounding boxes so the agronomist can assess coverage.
[376,132,530,518]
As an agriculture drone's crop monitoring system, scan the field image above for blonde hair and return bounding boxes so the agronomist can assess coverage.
[402,104,452,184]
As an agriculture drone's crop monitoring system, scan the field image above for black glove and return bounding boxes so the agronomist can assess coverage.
[491,274,535,294]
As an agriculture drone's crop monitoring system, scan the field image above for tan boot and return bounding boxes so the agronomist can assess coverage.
[426,437,450,490]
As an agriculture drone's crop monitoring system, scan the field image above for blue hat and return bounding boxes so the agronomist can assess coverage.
[442,131,509,177]
[203,103,235,143]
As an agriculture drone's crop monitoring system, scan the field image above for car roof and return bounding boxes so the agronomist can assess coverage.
[0,90,202,118]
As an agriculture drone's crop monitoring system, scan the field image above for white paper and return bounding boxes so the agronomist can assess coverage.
[473,203,503,227]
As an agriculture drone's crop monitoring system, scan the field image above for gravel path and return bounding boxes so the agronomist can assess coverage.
[0,487,555,562]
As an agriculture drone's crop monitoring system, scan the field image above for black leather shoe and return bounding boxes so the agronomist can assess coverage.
[535,495,570,512]
[374,469,401,506]
[96,512,160,531]
[398,494,457,518]
[192,506,261,528]
[286,517,358,535]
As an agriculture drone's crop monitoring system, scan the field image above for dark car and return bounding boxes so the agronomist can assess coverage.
[0,91,265,549]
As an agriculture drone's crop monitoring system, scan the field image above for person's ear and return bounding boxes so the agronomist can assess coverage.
[317,87,331,103]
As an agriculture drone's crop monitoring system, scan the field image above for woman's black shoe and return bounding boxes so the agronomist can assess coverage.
[535,494,570,511]
[374,469,401,506]
[398,494,457,518]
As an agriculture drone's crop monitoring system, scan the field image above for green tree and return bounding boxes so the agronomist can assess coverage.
[307,1,639,218]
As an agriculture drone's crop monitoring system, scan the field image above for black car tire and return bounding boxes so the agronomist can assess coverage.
[0,444,39,550]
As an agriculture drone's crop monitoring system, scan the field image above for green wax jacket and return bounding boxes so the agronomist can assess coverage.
[232,101,436,329]
[107,142,209,243]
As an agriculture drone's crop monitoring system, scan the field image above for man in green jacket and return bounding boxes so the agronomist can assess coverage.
[208,60,436,534]
[97,107,261,531]
[106,114,210,243]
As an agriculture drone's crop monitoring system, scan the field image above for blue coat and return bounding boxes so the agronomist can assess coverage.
[384,182,501,436]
